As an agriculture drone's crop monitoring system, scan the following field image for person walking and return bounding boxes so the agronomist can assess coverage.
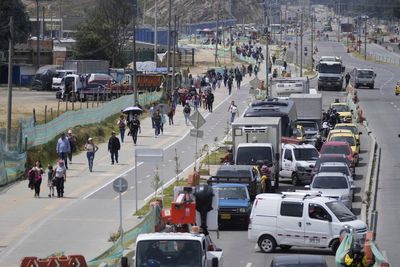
[235,71,243,90]
[117,115,127,143]
[183,103,191,126]
[160,111,166,135]
[345,72,351,88]
[254,64,259,77]
[56,133,70,169]
[53,160,67,198]
[228,101,239,124]
[168,104,175,125]
[153,110,162,137]
[149,103,156,128]
[206,91,214,112]
[227,76,233,95]
[84,138,99,172]
[47,164,55,198]
[108,131,121,164]
[247,64,253,77]
[223,72,228,87]
[29,161,44,198]
[66,130,76,164]
[128,115,141,145]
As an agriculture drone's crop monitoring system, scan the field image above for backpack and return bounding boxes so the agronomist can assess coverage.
[118,120,125,129]
[184,106,191,113]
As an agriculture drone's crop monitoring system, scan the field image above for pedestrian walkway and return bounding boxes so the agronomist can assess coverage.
[0,66,256,265]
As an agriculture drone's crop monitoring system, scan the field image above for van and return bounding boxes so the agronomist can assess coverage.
[350,68,376,89]
[248,191,367,253]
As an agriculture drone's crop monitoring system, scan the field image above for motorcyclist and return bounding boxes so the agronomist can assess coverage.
[344,242,367,267]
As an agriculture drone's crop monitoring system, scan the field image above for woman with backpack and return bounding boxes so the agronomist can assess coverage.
[183,103,191,126]
[117,115,127,142]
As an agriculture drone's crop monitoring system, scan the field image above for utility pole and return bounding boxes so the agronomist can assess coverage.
[6,17,14,145]
[215,0,220,67]
[154,0,158,66]
[59,0,62,39]
[42,6,45,39]
[132,0,138,104]
[36,0,40,69]
[295,13,298,66]
[229,26,233,63]
[300,13,303,77]
[310,9,314,71]
[337,1,341,42]
[172,15,177,92]
[364,17,367,60]
[346,16,349,50]
[264,0,270,96]
[167,0,172,92]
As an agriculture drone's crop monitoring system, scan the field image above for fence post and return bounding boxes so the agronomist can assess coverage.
[32,108,36,125]
[80,101,82,110]
[87,100,89,109]
[72,100,75,111]
[192,48,195,66]
[50,107,53,121]
[25,136,27,152]
[65,100,68,112]
[44,105,47,124]
[57,101,60,116]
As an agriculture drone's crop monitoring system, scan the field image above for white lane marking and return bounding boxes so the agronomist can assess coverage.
[138,181,143,184]
[83,162,144,199]
[245,263,252,267]
[145,174,151,178]
[390,102,394,105]
[394,105,397,108]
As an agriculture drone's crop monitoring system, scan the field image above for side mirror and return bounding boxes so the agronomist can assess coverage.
[304,185,310,189]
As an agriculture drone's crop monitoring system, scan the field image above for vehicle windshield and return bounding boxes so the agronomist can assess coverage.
[330,136,355,146]
[322,145,350,155]
[357,70,374,78]
[326,201,357,222]
[319,63,342,74]
[332,105,350,112]
[320,166,350,176]
[335,126,357,134]
[293,148,319,161]
[218,187,248,199]
[297,121,317,131]
[136,240,202,267]
[236,147,273,165]
[312,176,348,189]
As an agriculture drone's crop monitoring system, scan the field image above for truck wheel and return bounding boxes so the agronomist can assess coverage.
[291,173,299,186]
[318,85,323,91]
[258,235,276,253]
[330,239,340,254]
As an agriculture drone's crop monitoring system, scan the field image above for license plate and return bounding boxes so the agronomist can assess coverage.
[327,82,332,85]
[221,214,231,220]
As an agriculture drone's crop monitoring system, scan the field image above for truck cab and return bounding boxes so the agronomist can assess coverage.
[280,143,319,185]
[350,68,376,89]
[52,70,76,90]
[270,77,310,97]
[317,60,345,91]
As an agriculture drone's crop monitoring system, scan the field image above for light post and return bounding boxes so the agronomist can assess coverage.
[36,0,40,69]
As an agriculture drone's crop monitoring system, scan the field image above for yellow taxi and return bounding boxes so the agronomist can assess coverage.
[395,81,400,95]
[334,123,361,145]
[327,130,360,155]
[330,102,353,123]
[293,125,305,140]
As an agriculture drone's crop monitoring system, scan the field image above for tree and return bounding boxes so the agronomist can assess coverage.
[0,0,31,51]
[74,0,133,67]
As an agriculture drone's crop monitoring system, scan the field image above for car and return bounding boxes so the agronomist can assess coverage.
[395,81,400,95]
[334,123,361,146]
[295,120,320,140]
[312,154,354,177]
[212,183,252,228]
[318,162,355,201]
[330,102,352,123]
[319,141,358,168]
[327,130,360,155]
[306,172,354,210]
[270,255,327,267]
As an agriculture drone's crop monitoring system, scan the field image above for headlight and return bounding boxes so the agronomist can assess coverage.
[341,195,350,201]
[239,208,246,213]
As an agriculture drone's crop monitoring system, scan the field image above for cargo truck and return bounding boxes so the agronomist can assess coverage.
[231,117,282,189]
[316,59,345,91]
[270,77,310,97]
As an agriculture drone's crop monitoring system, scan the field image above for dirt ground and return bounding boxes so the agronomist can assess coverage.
[0,46,245,128]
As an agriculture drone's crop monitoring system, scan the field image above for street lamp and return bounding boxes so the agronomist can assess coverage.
[36,0,40,69]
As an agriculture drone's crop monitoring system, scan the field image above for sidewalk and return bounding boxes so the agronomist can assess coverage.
[0,62,255,265]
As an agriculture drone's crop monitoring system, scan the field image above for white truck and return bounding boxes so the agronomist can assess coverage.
[316,60,345,91]
[280,143,320,185]
[134,232,223,267]
[52,70,76,90]
[270,77,310,97]
[231,117,281,189]
[290,93,323,139]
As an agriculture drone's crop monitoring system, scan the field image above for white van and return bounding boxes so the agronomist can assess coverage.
[248,191,367,253]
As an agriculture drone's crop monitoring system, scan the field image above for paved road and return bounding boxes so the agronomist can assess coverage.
[315,40,400,264]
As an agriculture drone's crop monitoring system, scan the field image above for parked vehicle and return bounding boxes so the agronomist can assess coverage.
[63,60,109,74]
[305,172,354,210]
[208,165,261,200]
[212,183,252,228]
[248,191,367,253]
[232,117,281,188]
[32,65,58,91]
[52,70,76,90]
[320,141,358,168]
[270,255,327,267]
[350,68,376,89]
[280,143,319,185]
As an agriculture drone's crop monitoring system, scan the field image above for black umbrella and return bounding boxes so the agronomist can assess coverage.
[122,106,143,114]
[155,103,170,114]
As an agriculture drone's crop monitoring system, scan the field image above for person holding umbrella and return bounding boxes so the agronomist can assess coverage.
[128,115,141,145]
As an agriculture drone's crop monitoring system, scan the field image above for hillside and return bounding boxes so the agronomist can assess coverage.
[23,0,265,26]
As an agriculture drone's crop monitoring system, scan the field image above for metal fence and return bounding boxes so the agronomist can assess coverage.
[0,91,163,185]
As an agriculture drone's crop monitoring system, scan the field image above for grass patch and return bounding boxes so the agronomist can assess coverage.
[201,148,228,165]
[304,70,317,76]
[134,179,188,217]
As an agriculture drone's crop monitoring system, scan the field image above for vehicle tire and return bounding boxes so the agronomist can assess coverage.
[396,93,399,96]
[330,239,340,254]
[275,174,280,190]
[258,235,277,253]
[318,85,323,91]
[291,173,299,186]
[280,245,292,251]
[370,83,374,89]
[354,83,359,89]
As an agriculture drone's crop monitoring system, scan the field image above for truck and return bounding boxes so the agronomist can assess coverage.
[290,93,323,139]
[349,67,376,89]
[270,77,310,97]
[63,60,109,74]
[135,185,223,267]
[52,70,77,90]
[231,117,281,189]
[316,59,345,91]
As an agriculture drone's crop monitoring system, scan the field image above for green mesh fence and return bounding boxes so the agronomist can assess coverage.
[22,91,162,148]
[88,206,161,267]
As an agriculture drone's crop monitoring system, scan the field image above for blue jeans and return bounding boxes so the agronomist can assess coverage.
[119,128,125,142]
[59,152,68,169]
[86,152,95,172]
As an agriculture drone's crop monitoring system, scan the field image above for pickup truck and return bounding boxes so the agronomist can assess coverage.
[212,183,251,228]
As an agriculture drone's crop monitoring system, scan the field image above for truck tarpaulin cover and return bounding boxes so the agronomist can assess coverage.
[137,75,162,88]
